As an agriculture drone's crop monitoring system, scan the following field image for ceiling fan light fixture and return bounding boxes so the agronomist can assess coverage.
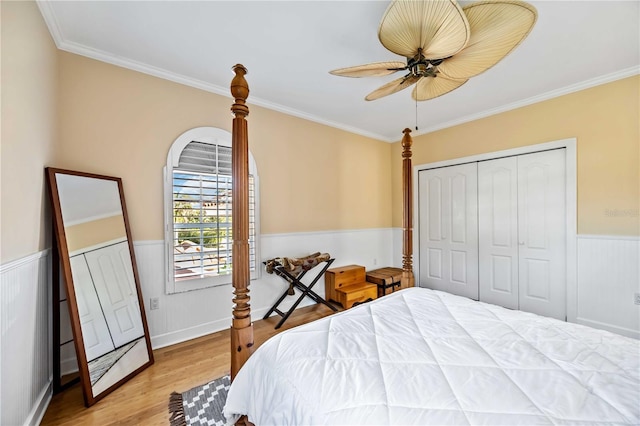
[330,0,537,101]
[414,62,429,75]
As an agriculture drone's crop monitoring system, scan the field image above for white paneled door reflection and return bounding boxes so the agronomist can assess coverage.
[418,163,479,300]
[84,242,145,348]
[70,255,115,361]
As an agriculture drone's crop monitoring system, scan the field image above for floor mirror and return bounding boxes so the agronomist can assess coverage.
[46,168,154,407]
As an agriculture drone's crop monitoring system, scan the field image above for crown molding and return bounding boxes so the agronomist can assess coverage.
[407,66,640,142]
[37,0,64,48]
[36,0,391,143]
[35,1,639,144]
[60,40,391,143]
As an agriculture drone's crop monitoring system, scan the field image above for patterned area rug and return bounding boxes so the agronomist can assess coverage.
[169,375,231,426]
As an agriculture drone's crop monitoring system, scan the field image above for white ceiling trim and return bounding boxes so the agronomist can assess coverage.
[37,1,390,142]
[37,0,63,48]
[36,0,640,145]
[62,40,392,143]
[410,65,640,141]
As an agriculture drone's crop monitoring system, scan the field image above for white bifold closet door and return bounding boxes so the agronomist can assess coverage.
[418,163,479,299]
[84,242,145,348]
[478,157,519,309]
[516,150,566,319]
[478,149,566,320]
[70,255,116,362]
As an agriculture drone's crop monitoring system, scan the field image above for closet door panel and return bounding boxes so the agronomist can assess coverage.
[517,150,566,320]
[478,157,519,309]
[419,163,478,299]
[420,173,448,288]
[70,255,115,362]
[85,242,145,348]
[427,248,443,280]
[419,173,448,288]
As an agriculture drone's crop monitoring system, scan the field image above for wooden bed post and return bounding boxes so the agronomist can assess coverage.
[401,128,415,289]
[230,64,254,380]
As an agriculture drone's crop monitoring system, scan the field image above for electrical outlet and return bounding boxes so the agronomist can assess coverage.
[634,293,640,305]
[373,258,378,266]
[150,297,160,310]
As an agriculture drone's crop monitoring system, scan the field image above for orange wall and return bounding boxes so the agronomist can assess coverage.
[391,75,640,236]
[2,3,637,266]
[65,215,127,253]
[56,53,392,241]
[1,1,59,263]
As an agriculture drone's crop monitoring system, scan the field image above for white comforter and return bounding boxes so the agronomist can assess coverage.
[224,288,640,425]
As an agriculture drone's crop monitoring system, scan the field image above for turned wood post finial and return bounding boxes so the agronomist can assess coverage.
[402,128,413,156]
[231,64,249,117]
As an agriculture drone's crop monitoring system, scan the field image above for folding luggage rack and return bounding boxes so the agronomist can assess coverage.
[263,257,337,329]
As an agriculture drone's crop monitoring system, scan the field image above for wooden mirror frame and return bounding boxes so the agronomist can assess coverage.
[46,167,154,407]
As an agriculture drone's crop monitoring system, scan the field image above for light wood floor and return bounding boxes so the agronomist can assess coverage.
[41,304,339,425]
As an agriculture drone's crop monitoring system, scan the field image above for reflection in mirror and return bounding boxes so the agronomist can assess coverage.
[47,168,153,406]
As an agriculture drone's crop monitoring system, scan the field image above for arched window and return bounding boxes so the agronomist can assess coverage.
[164,127,259,294]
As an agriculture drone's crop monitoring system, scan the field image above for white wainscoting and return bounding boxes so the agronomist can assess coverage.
[0,251,52,426]
[392,228,404,269]
[4,231,636,424]
[401,227,639,337]
[136,228,395,349]
[576,235,640,338]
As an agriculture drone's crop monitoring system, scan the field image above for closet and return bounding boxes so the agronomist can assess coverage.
[418,149,566,320]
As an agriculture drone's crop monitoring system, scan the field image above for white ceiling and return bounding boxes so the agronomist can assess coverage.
[38,1,639,142]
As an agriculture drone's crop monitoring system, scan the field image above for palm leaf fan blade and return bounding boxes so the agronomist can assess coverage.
[366,75,421,101]
[378,0,470,59]
[412,75,467,101]
[438,0,537,80]
[329,61,407,78]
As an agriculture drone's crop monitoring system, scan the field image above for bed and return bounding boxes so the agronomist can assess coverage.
[224,66,640,425]
[225,288,640,425]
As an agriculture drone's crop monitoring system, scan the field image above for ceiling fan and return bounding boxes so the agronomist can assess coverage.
[330,0,537,101]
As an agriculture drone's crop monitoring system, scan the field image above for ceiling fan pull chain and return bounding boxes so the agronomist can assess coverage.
[415,98,418,131]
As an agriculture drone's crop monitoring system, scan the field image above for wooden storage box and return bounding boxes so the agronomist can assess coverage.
[336,282,377,309]
[366,267,403,297]
[325,265,366,303]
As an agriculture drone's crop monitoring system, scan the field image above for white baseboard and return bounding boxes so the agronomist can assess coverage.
[576,317,640,340]
[136,228,395,350]
[23,382,51,426]
[151,306,274,350]
[61,357,78,376]
[150,296,325,350]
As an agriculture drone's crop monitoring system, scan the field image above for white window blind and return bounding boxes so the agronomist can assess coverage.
[172,142,256,281]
